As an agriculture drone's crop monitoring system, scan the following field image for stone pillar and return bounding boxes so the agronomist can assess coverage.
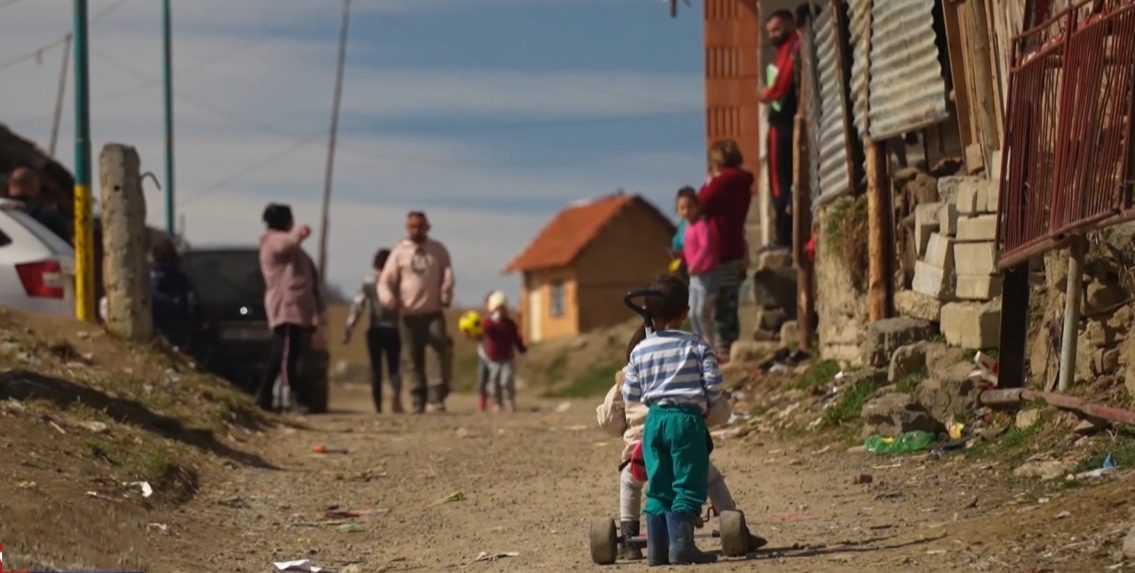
[99,144,152,341]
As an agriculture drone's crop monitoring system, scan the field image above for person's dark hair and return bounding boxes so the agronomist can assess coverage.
[151,237,179,266]
[675,186,698,205]
[768,8,794,24]
[407,210,427,221]
[373,248,391,271]
[709,139,744,169]
[262,203,293,231]
[624,275,689,362]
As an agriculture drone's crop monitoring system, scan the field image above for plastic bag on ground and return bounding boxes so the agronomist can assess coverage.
[864,431,936,455]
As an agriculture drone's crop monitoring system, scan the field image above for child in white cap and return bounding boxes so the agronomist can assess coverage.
[482,291,526,412]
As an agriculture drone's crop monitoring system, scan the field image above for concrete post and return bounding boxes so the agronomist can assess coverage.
[1058,237,1087,391]
[99,144,153,341]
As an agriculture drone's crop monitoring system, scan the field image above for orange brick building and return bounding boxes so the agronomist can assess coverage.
[505,194,675,343]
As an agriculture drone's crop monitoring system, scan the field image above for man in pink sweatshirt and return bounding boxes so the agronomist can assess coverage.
[379,211,455,414]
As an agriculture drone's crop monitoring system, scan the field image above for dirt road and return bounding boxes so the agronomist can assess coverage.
[185,383,1129,572]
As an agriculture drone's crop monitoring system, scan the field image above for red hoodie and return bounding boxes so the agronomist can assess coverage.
[697,167,754,263]
[483,313,527,362]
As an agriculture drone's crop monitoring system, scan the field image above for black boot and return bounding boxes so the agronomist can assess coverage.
[666,512,717,564]
[746,523,768,551]
[620,520,644,561]
[645,513,669,566]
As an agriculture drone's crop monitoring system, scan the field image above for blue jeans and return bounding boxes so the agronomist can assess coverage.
[688,271,719,348]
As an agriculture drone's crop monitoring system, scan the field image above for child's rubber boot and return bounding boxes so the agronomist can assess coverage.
[644,513,669,566]
[478,394,488,413]
[620,520,644,561]
[745,523,768,551]
[666,512,717,564]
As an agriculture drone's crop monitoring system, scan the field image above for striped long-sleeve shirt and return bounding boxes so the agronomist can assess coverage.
[622,330,723,414]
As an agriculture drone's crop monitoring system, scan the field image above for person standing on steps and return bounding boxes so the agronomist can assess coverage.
[758,8,801,249]
[697,140,754,363]
[345,248,403,414]
[256,203,324,413]
[379,211,455,414]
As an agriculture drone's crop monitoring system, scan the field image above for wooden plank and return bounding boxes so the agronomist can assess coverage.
[942,1,978,162]
[969,0,1003,167]
[793,113,815,349]
[996,263,1030,389]
[866,141,893,321]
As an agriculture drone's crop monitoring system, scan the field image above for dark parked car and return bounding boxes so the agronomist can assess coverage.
[181,247,329,413]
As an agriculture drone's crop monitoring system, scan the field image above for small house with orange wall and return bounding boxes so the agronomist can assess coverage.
[505,193,676,343]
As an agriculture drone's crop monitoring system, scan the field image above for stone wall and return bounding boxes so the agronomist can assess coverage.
[816,197,868,364]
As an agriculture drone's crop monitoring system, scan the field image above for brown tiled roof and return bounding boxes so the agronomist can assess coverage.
[505,193,674,273]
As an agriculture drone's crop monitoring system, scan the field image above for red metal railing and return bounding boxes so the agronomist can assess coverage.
[998,0,1135,268]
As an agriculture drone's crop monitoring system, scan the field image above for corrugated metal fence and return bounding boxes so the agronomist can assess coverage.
[813,1,857,206]
[998,0,1135,267]
[867,0,951,141]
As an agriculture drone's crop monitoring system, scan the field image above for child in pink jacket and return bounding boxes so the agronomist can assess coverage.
[682,195,720,349]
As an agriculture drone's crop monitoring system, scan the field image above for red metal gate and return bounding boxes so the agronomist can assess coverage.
[998,0,1135,268]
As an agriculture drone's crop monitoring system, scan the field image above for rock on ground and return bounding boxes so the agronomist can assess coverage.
[915,363,981,424]
[888,342,928,384]
[861,317,936,368]
[861,392,942,438]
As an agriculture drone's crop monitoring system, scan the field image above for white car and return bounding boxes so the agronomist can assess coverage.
[0,199,75,316]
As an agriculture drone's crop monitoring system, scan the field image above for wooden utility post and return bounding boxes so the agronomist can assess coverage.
[866,141,893,321]
[793,111,815,349]
[100,144,152,341]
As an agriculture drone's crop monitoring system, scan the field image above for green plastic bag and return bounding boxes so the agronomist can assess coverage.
[864,431,936,455]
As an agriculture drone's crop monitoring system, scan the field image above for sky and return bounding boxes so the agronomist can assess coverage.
[1,0,706,304]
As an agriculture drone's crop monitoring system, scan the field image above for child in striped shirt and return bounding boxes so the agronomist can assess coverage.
[622,276,723,566]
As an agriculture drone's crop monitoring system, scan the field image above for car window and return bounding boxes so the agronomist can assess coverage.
[182,250,266,308]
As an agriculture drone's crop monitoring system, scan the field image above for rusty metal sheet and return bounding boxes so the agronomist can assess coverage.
[814,3,855,204]
[848,0,871,139]
[867,0,950,141]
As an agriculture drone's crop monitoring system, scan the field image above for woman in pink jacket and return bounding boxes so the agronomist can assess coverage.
[256,203,323,412]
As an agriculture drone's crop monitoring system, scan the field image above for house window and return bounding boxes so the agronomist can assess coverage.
[550,281,565,318]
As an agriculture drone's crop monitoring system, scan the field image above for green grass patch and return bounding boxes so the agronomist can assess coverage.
[543,360,621,399]
[894,368,927,394]
[822,378,878,428]
[794,360,841,391]
[1074,427,1135,473]
[968,422,1044,461]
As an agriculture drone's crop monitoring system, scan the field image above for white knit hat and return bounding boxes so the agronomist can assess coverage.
[487,291,508,312]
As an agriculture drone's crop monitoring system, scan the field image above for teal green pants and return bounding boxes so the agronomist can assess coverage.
[643,405,709,516]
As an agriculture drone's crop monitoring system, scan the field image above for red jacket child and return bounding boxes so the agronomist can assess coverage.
[483,308,527,362]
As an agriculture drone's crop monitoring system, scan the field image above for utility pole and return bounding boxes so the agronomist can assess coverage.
[73,0,95,321]
[163,0,176,236]
[318,0,351,288]
[49,33,72,158]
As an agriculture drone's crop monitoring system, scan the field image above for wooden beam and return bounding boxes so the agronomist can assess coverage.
[969,0,1002,165]
[793,112,815,349]
[982,388,1135,427]
[866,141,893,321]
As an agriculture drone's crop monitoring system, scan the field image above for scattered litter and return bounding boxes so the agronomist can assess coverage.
[79,421,109,433]
[727,412,752,425]
[833,371,848,382]
[872,463,903,470]
[336,523,365,534]
[555,401,572,413]
[812,445,832,455]
[48,420,67,435]
[1055,511,1072,519]
[852,474,873,485]
[456,427,473,439]
[592,441,608,447]
[946,420,966,441]
[864,431,934,455]
[474,551,519,562]
[1069,454,1118,481]
[432,491,466,505]
[147,522,170,534]
[563,425,588,432]
[17,480,36,489]
[126,481,154,498]
[325,509,362,520]
[312,445,349,455]
[273,559,331,573]
[768,364,788,375]
[85,490,118,503]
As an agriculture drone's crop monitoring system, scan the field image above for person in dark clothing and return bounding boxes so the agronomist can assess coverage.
[150,238,196,350]
[481,291,526,413]
[344,248,403,414]
[758,9,801,249]
[4,167,71,243]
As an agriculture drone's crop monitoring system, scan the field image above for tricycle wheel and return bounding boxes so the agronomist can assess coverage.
[589,517,618,565]
[719,510,749,557]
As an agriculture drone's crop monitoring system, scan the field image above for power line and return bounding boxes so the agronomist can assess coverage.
[0,0,130,72]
